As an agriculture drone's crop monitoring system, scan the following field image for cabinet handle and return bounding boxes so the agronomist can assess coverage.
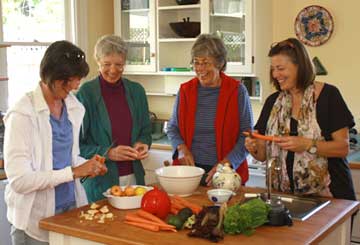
[151,53,156,58]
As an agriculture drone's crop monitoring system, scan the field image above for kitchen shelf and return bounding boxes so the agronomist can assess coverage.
[249,96,261,101]
[158,71,195,76]
[210,13,245,18]
[0,77,8,81]
[121,8,149,13]
[158,4,200,11]
[158,38,197,42]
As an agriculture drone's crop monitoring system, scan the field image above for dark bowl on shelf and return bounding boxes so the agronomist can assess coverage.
[176,0,200,5]
[169,21,200,38]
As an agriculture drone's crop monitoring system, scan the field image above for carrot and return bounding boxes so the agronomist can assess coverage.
[242,131,280,142]
[95,154,106,164]
[170,198,186,210]
[160,227,178,232]
[136,209,168,226]
[125,213,176,229]
[173,195,202,214]
[124,221,159,232]
[170,206,179,215]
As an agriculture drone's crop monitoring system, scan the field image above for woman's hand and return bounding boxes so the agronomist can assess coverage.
[205,158,231,186]
[244,136,259,155]
[177,144,195,166]
[72,155,108,178]
[133,142,149,160]
[108,145,139,161]
[244,131,266,161]
[276,136,312,153]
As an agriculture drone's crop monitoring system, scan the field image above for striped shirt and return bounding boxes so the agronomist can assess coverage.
[167,82,253,169]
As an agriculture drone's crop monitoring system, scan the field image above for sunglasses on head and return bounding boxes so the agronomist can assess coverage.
[270,40,295,49]
[63,51,85,63]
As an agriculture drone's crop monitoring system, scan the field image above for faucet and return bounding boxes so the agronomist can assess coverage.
[265,156,293,226]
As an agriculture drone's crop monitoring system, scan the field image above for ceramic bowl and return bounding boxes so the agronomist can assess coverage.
[103,185,153,209]
[207,188,235,206]
[155,166,205,197]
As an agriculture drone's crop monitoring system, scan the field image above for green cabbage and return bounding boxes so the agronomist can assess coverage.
[224,198,271,236]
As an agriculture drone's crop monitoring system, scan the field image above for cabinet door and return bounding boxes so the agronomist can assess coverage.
[142,149,172,185]
[114,0,156,73]
[206,0,253,74]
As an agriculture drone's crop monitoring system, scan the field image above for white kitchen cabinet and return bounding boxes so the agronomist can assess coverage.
[114,0,157,72]
[142,148,172,185]
[114,0,254,75]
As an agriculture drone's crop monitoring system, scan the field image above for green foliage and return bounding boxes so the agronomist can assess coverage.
[224,198,271,236]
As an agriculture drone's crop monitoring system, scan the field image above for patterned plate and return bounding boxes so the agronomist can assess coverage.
[294,5,334,47]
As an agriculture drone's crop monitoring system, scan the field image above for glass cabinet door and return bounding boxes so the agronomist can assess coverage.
[209,0,252,74]
[115,0,156,73]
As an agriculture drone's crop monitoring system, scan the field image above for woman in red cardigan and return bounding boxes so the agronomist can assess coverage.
[167,34,253,186]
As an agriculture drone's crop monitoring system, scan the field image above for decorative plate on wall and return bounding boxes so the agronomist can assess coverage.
[294,5,334,47]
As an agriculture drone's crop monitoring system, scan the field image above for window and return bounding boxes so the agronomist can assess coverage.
[0,0,86,111]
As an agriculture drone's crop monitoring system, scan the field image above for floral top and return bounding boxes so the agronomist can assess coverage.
[255,83,356,200]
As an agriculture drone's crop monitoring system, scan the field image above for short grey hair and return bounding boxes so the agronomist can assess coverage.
[191,34,227,71]
[94,34,128,61]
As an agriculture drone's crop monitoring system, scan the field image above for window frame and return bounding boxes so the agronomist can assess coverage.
[0,0,87,111]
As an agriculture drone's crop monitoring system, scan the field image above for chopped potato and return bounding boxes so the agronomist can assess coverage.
[90,203,100,209]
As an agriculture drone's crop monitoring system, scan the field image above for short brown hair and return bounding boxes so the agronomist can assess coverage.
[268,38,315,91]
[40,40,89,89]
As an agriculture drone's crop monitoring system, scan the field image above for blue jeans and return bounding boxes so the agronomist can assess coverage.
[10,204,76,245]
[10,226,48,245]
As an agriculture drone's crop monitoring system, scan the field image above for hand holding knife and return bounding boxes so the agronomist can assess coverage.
[80,141,115,183]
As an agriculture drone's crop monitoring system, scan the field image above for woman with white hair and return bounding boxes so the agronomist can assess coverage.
[76,34,152,202]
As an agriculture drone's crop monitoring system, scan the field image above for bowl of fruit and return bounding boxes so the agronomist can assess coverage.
[103,185,153,209]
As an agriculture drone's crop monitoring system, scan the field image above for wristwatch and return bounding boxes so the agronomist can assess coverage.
[308,139,318,154]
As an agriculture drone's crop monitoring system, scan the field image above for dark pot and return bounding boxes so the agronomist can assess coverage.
[176,0,200,5]
[169,21,200,38]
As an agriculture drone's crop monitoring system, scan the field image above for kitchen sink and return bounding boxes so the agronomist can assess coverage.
[245,193,331,221]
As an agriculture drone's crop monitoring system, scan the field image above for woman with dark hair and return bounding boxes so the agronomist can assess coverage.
[76,34,152,202]
[245,37,355,200]
[4,40,107,245]
[167,34,253,186]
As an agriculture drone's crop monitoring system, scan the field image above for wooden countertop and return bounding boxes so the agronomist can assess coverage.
[350,162,360,170]
[39,187,359,245]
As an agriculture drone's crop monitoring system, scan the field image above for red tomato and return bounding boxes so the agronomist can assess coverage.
[141,186,171,219]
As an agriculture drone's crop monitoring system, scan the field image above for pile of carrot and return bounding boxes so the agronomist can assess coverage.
[170,195,202,215]
[124,209,177,232]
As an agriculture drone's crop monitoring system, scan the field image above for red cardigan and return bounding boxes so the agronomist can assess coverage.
[174,72,248,184]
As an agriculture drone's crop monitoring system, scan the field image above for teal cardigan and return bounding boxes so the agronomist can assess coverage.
[76,77,152,202]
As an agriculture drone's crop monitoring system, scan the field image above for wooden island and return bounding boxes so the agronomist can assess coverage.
[40,186,359,245]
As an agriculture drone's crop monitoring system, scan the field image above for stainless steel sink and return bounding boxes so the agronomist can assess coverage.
[266,194,331,221]
[245,193,331,221]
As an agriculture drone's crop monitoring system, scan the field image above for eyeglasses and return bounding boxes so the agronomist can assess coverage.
[64,51,85,63]
[270,40,295,49]
[100,62,125,71]
[190,60,214,69]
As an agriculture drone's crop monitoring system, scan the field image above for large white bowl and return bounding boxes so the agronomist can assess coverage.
[155,166,205,197]
[103,185,153,209]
